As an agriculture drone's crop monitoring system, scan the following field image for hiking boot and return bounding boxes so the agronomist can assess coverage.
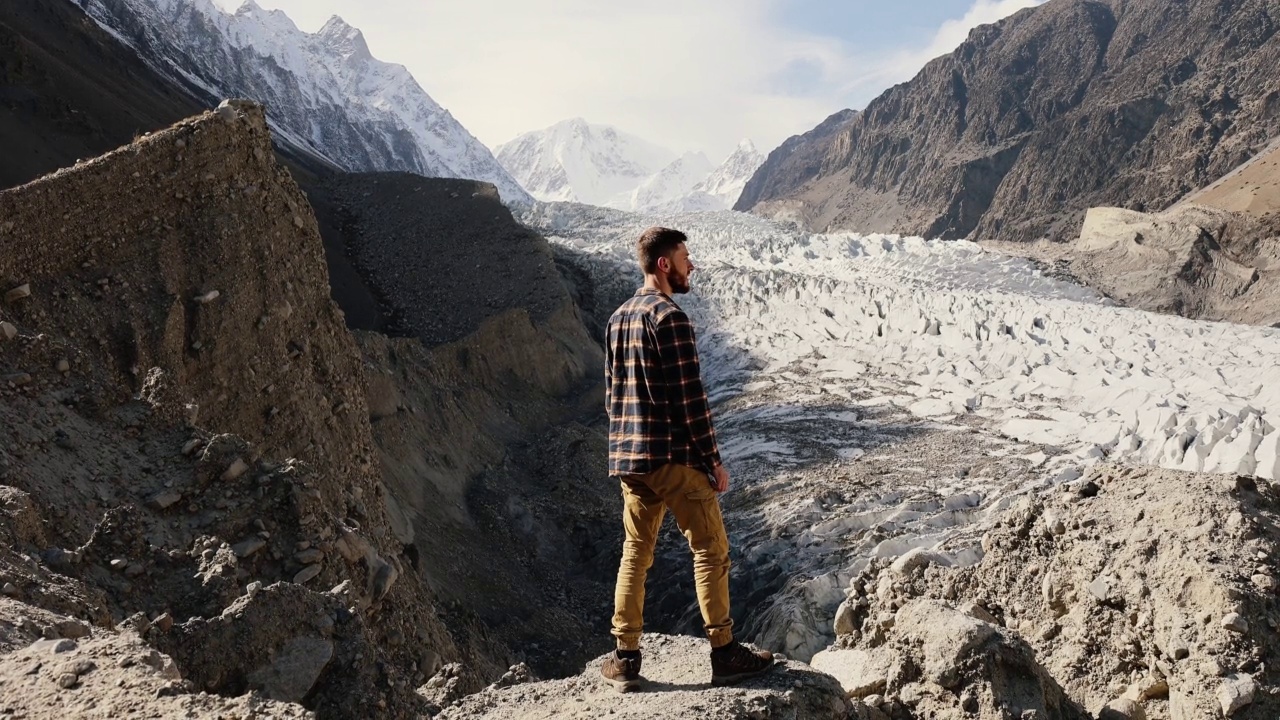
[710,641,776,686]
[600,650,642,692]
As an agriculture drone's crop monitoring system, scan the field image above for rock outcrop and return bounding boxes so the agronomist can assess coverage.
[738,0,1280,244]
[1066,204,1280,325]
[819,464,1280,719]
[312,172,590,347]
[436,634,852,720]
[988,136,1280,325]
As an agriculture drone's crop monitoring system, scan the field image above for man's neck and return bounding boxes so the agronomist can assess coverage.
[643,275,673,296]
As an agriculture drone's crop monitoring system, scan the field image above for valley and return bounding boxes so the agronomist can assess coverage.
[0,0,1278,718]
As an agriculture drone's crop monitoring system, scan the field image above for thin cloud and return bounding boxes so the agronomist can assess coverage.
[832,0,1043,98]
[241,0,1040,159]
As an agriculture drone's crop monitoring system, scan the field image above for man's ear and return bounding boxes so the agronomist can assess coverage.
[656,256,670,273]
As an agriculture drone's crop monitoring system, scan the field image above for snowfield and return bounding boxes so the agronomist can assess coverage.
[525,202,1280,660]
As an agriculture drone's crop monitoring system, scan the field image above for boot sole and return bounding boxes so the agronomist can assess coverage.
[602,676,642,693]
[711,661,776,687]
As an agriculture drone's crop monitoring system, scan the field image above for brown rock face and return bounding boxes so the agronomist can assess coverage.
[0,102,467,717]
[738,0,1280,243]
[825,465,1280,720]
[0,100,369,478]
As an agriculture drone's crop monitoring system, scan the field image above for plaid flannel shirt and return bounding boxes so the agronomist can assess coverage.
[605,287,722,477]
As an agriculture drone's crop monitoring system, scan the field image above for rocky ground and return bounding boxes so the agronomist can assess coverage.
[814,464,1280,719]
[0,100,472,717]
[436,634,851,720]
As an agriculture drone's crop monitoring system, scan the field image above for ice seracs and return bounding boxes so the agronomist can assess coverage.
[80,0,532,205]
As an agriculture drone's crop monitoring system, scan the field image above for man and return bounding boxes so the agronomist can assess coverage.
[600,226,775,692]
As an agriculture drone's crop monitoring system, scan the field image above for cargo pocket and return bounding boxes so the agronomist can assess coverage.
[682,485,726,554]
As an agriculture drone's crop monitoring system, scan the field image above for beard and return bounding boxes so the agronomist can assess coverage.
[670,269,691,294]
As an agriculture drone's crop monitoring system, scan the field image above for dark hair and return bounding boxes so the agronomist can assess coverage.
[636,227,686,274]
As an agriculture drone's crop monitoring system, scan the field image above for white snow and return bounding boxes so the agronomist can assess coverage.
[658,139,765,213]
[495,118,678,208]
[78,0,532,205]
[498,121,763,212]
[628,152,713,211]
[527,202,1280,658]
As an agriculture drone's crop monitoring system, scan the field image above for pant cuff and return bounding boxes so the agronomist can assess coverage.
[708,630,734,650]
[615,636,641,652]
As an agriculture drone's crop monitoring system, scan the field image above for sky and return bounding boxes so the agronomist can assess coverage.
[222,0,1044,161]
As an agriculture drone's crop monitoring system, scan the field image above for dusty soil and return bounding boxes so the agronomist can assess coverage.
[1183,138,1280,217]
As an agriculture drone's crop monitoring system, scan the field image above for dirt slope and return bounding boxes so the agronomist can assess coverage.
[437,634,852,720]
[0,101,474,718]
[1182,137,1280,216]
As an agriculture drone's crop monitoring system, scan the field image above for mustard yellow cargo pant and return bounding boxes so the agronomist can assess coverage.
[611,463,734,651]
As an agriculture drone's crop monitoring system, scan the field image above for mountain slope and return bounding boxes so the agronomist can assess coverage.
[737,0,1280,242]
[79,0,532,204]
[628,151,713,211]
[662,139,765,212]
[495,118,676,207]
[0,0,205,190]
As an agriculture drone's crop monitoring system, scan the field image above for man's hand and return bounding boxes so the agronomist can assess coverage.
[710,464,730,493]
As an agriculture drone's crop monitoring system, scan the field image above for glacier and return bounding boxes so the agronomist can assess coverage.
[527,202,1280,661]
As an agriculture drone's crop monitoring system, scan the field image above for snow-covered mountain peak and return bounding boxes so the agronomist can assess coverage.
[317,15,372,61]
[497,120,765,212]
[231,0,299,37]
[629,151,713,211]
[83,0,531,205]
[495,118,675,207]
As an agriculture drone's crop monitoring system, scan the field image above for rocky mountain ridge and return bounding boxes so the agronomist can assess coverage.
[0,100,464,717]
[77,0,533,205]
[737,0,1280,245]
[0,97,630,718]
